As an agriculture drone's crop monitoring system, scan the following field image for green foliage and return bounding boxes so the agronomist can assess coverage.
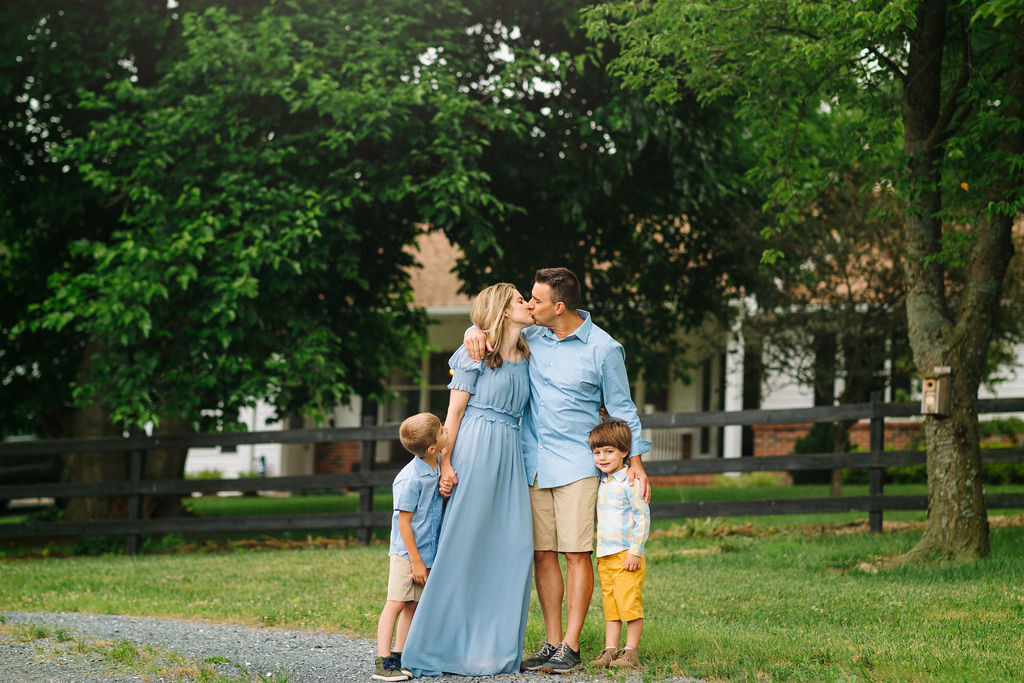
[791,421,852,485]
[443,1,765,388]
[584,0,1024,240]
[710,472,787,489]
[0,0,168,437]
[3,0,761,434]
[979,417,1024,439]
[18,0,542,428]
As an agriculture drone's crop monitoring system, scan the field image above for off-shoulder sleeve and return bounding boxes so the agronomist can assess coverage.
[447,345,482,393]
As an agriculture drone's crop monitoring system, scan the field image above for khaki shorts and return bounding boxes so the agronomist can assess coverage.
[597,550,646,622]
[529,475,600,553]
[386,554,427,602]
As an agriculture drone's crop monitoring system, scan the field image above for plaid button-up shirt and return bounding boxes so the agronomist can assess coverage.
[595,469,650,558]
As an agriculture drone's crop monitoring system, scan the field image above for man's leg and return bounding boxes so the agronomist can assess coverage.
[551,476,600,651]
[534,549,564,645]
[562,550,593,651]
[522,483,564,672]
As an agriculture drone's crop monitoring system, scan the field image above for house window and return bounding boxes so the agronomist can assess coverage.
[380,351,457,464]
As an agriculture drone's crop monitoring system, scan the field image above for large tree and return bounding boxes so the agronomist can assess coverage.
[7,0,521,520]
[30,0,530,430]
[0,1,193,520]
[585,0,1024,560]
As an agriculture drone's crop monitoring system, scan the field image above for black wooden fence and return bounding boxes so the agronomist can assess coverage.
[2,396,1023,554]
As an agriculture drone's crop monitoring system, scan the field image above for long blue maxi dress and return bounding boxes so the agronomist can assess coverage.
[401,345,533,677]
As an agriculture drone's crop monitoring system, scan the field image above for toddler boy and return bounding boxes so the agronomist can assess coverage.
[373,413,447,681]
[588,419,651,670]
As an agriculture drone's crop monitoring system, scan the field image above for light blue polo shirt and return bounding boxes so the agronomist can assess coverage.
[520,310,651,489]
[388,455,443,567]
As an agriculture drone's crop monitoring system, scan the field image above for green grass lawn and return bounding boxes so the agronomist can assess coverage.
[2,485,1024,681]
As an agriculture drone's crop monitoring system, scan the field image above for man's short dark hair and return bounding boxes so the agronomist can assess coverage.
[534,267,581,312]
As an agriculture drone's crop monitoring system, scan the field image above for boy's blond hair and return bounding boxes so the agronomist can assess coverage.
[589,418,632,456]
[399,412,442,457]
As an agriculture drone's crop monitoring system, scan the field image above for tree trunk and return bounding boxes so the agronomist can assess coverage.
[65,342,125,522]
[829,421,850,497]
[143,416,193,519]
[899,3,1020,561]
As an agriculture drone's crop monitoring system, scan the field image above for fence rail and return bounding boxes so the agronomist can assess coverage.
[2,396,1023,553]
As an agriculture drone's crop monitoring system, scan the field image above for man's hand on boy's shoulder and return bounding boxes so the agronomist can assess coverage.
[411,557,428,585]
[623,553,642,571]
[626,457,651,503]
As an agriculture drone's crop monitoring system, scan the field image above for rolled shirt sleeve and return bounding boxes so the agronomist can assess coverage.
[599,344,652,461]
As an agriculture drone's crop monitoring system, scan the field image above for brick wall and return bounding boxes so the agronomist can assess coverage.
[753,420,922,456]
[314,441,361,474]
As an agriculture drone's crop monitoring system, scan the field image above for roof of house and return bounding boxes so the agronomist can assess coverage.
[407,231,472,308]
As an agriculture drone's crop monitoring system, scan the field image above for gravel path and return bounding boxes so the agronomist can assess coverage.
[1,611,701,682]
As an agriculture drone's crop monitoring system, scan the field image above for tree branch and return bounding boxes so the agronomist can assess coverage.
[925,17,972,153]
[867,46,907,82]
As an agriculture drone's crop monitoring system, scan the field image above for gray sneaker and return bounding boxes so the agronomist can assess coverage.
[520,642,559,671]
[541,642,582,674]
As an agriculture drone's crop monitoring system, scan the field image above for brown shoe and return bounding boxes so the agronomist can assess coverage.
[588,647,619,668]
[610,647,641,669]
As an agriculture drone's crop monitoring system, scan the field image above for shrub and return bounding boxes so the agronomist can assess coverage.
[791,422,851,485]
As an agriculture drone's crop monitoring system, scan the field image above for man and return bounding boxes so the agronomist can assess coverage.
[464,267,650,674]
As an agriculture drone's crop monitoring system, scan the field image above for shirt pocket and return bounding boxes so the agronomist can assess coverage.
[555,352,601,397]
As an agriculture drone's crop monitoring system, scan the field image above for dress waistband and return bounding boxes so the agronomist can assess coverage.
[464,405,520,427]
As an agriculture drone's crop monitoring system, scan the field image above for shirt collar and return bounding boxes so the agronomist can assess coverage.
[542,308,593,343]
[602,467,629,483]
[413,456,439,478]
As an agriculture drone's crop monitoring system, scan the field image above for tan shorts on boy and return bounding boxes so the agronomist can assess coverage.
[597,549,646,622]
[386,554,427,602]
[529,475,600,553]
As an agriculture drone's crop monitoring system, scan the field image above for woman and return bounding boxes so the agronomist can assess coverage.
[401,283,534,676]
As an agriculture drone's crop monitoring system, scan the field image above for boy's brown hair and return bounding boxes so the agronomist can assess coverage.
[399,412,442,457]
[589,418,632,456]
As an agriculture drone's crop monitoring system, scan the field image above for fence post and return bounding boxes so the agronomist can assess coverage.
[869,391,885,534]
[357,415,375,546]
[124,449,145,556]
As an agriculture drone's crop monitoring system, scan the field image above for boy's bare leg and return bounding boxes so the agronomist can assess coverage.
[563,551,593,650]
[376,600,405,657]
[534,550,564,645]
[625,617,643,649]
[605,620,622,648]
[393,602,417,653]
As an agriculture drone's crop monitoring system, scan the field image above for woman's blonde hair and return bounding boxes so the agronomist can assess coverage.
[471,282,530,369]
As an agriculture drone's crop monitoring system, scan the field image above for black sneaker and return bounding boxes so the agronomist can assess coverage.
[520,642,559,671]
[540,642,582,674]
[372,655,410,681]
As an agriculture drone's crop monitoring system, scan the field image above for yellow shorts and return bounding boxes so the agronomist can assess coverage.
[597,550,645,622]
[386,554,427,603]
[529,476,600,553]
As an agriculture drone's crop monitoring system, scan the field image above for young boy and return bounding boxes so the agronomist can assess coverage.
[588,419,651,670]
[373,413,447,682]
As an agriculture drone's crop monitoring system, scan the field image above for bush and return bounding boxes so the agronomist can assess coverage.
[843,417,1024,486]
[791,422,851,485]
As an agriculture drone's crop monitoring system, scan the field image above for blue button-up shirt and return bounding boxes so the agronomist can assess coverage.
[521,310,651,488]
[388,455,443,567]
